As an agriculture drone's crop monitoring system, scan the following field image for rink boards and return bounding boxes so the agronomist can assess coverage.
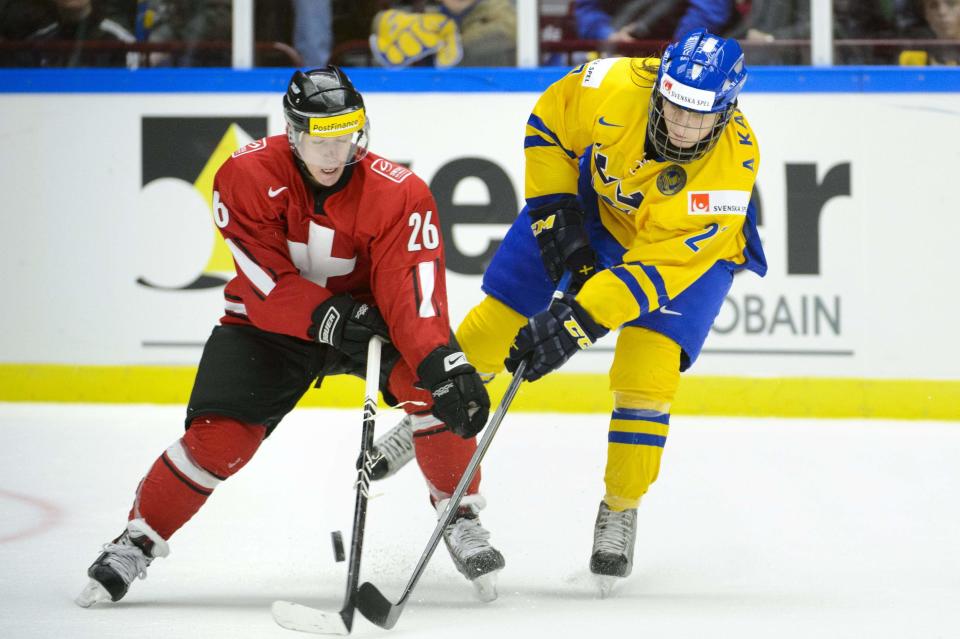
[0,67,957,418]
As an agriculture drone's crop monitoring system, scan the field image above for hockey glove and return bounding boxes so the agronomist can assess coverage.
[529,197,598,291]
[505,294,609,382]
[417,346,491,439]
[311,294,391,360]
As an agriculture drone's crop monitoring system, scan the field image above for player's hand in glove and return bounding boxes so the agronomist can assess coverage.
[417,346,491,438]
[505,294,609,382]
[311,294,391,360]
[529,197,598,291]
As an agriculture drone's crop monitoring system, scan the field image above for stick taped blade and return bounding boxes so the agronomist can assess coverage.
[272,600,349,635]
[356,582,400,629]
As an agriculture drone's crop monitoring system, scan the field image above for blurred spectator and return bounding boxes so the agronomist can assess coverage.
[923,0,960,47]
[370,0,516,68]
[726,0,809,64]
[834,0,894,63]
[146,0,231,66]
[441,0,515,65]
[573,0,732,44]
[293,0,333,66]
[896,0,960,64]
[0,0,56,40]
[20,0,138,68]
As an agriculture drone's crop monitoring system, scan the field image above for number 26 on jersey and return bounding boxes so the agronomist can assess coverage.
[407,210,439,251]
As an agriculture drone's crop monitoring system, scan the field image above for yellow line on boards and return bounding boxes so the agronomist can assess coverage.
[0,365,957,420]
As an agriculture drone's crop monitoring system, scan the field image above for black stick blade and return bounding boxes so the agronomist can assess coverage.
[356,582,401,629]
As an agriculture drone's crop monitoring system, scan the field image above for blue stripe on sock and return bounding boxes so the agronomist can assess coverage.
[608,431,667,447]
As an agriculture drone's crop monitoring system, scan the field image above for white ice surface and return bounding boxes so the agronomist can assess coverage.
[1,403,959,638]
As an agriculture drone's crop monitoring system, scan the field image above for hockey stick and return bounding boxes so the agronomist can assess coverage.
[355,358,527,629]
[272,336,384,635]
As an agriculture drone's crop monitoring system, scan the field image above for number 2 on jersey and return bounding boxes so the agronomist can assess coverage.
[407,210,439,251]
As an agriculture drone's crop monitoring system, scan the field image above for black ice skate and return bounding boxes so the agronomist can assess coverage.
[438,494,505,602]
[75,518,169,607]
[590,501,638,597]
[367,414,415,480]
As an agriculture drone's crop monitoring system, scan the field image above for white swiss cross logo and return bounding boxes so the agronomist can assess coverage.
[286,222,357,286]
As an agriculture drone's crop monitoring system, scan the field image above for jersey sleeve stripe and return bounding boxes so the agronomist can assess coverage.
[416,260,437,318]
[226,238,276,297]
[524,134,557,149]
[526,114,577,159]
[610,266,650,315]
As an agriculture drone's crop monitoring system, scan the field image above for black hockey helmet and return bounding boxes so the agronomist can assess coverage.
[282,66,370,167]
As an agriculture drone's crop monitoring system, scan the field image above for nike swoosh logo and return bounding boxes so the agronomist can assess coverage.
[598,116,623,127]
[659,305,682,316]
[443,352,467,372]
[267,186,288,198]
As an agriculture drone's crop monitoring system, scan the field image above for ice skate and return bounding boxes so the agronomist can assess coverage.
[589,501,637,598]
[438,495,505,602]
[367,414,415,480]
[76,518,169,607]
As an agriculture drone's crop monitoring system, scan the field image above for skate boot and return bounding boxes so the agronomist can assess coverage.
[367,414,415,480]
[438,494,505,602]
[589,501,638,597]
[75,518,169,607]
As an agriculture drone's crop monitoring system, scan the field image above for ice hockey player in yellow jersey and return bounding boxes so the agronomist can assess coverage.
[372,28,767,595]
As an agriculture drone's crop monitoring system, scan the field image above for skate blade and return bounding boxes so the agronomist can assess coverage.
[75,579,111,608]
[471,570,500,603]
[594,575,620,599]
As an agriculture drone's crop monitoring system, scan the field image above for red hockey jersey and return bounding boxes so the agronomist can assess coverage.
[212,134,450,370]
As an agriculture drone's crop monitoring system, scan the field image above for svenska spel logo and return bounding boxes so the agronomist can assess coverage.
[690,192,711,213]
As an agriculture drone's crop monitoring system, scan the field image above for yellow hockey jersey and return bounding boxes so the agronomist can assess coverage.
[523,57,764,330]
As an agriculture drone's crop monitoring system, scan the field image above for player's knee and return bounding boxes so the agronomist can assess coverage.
[456,295,527,376]
[610,327,681,405]
[183,415,266,479]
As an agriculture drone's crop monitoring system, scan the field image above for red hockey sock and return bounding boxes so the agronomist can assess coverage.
[412,427,481,501]
[129,416,266,540]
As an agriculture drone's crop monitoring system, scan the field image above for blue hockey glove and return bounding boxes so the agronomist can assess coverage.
[529,197,598,291]
[417,346,491,439]
[311,294,391,360]
[505,294,609,382]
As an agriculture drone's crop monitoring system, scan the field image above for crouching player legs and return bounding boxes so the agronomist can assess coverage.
[76,325,503,607]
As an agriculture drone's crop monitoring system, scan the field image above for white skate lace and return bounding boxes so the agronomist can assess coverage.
[374,415,414,466]
[100,541,151,584]
[445,515,493,560]
[594,508,634,555]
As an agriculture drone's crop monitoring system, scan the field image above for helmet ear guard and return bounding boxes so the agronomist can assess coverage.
[647,29,747,164]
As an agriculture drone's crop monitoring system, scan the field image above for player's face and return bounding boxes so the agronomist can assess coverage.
[661,100,721,149]
[295,132,353,185]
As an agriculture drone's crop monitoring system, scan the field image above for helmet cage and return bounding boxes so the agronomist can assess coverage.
[647,90,735,164]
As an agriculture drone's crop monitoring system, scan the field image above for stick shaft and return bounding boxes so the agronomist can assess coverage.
[395,360,526,607]
[340,337,383,623]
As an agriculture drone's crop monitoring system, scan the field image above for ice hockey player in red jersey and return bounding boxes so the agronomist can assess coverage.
[76,65,504,608]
